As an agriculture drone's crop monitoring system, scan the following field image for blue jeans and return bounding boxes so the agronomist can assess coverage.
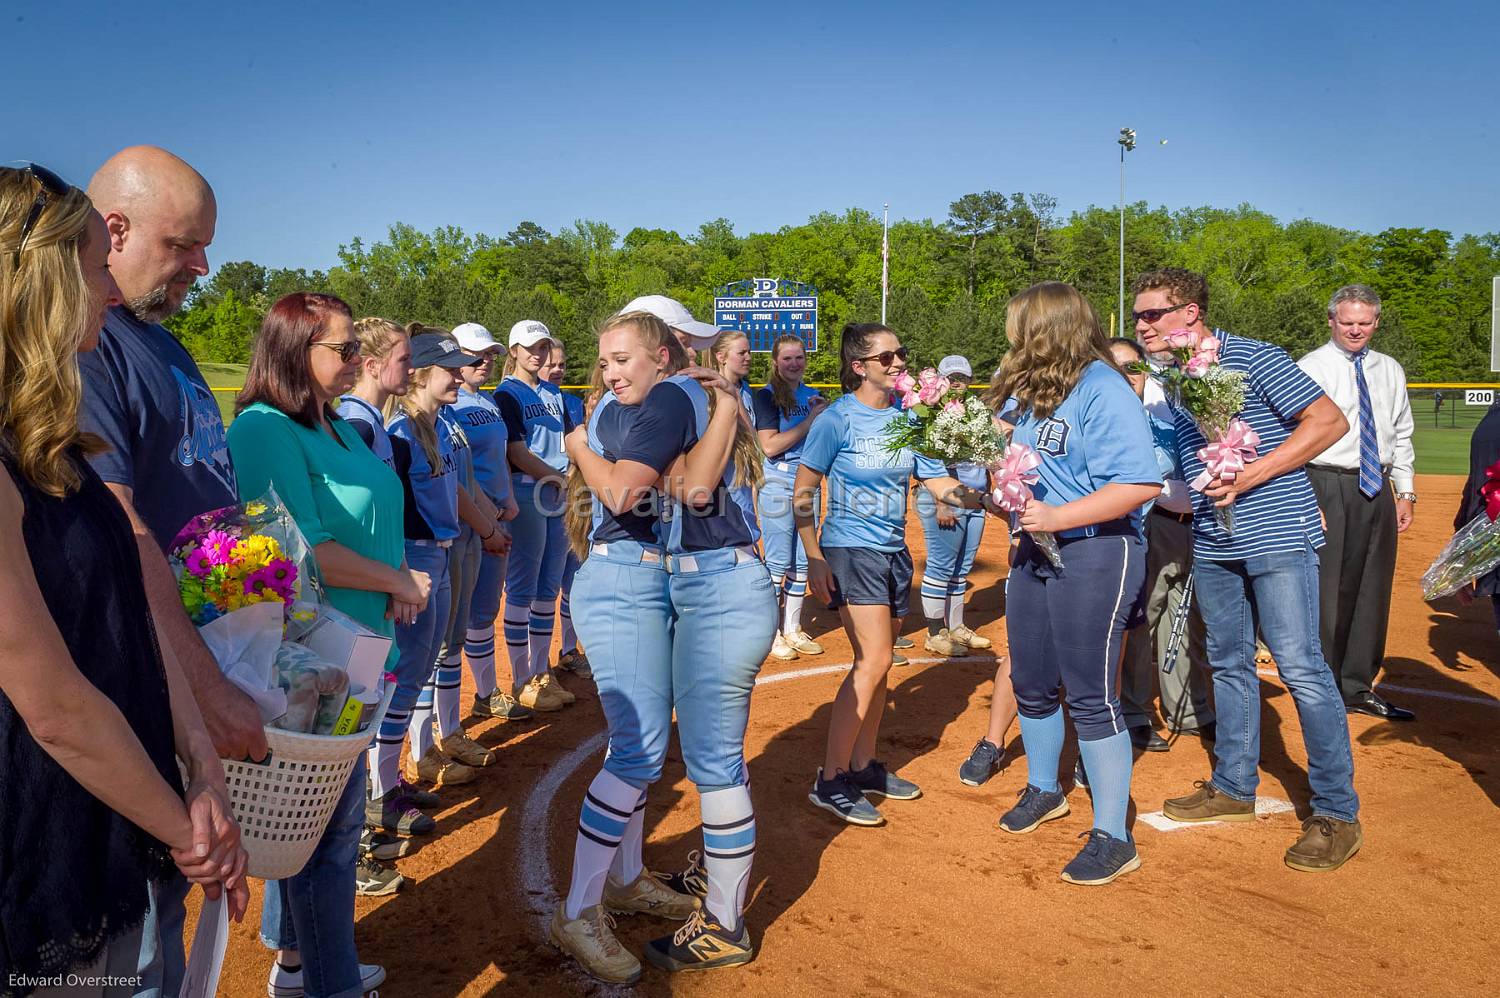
[133,874,189,997]
[570,541,674,790]
[1193,543,1359,822]
[668,553,777,789]
[258,756,367,998]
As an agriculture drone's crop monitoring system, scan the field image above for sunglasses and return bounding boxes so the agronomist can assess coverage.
[1130,302,1190,324]
[858,346,909,367]
[15,163,70,253]
[312,340,362,363]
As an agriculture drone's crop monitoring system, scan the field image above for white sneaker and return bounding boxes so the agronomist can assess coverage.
[769,632,799,661]
[267,961,385,997]
[949,625,992,650]
[923,629,960,656]
[785,629,824,655]
[547,903,642,984]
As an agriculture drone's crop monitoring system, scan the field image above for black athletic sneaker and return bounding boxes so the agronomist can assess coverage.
[364,790,435,837]
[958,738,1003,786]
[355,853,406,896]
[847,759,921,800]
[808,769,883,826]
[653,849,708,899]
[644,910,754,972]
[998,784,1070,834]
[360,829,415,861]
[1059,829,1140,885]
[1073,758,1090,793]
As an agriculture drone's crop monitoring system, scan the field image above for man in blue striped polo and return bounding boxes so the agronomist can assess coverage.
[1132,268,1363,873]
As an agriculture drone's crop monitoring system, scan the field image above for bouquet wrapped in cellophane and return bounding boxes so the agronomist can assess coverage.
[1422,459,1500,601]
[882,367,1006,465]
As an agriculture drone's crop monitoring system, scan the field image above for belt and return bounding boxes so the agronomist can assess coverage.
[1151,505,1193,525]
[1309,463,1390,478]
[411,538,454,549]
[665,545,760,574]
[588,540,666,564]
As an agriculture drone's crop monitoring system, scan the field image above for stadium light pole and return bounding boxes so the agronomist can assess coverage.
[1118,127,1137,338]
[881,203,890,325]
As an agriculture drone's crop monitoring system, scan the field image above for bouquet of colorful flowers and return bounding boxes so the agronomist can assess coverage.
[1422,459,1500,601]
[883,367,1007,465]
[1135,330,1253,532]
[169,490,323,625]
[989,442,1064,569]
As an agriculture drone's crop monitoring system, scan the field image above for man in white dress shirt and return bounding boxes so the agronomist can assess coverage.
[1298,284,1417,722]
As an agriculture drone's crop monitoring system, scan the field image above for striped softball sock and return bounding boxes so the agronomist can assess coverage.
[920,572,950,626]
[944,577,969,632]
[464,624,499,699]
[608,793,648,885]
[558,590,578,656]
[781,571,807,634]
[528,598,557,682]
[368,705,410,799]
[564,770,643,920]
[700,785,755,933]
[501,602,530,691]
[408,668,439,761]
[435,650,464,738]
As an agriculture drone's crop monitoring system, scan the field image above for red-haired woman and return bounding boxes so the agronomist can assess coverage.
[228,292,430,997]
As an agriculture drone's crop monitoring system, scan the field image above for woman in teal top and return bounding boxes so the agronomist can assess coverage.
[226,293,429,998]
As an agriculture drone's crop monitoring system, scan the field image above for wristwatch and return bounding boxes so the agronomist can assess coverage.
[1394,492,1417,503]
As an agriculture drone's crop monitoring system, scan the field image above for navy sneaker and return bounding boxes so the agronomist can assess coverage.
[644,910,754,972]
[1059,829,1141,885]
[958,738,1003,787]
[1073,758,1090,794]
[848,759,921,801]
[653,849,708,899]
[998,784,1070,834]
[808,769,884,826]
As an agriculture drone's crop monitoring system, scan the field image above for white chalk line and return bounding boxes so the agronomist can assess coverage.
[521,655,1500,928]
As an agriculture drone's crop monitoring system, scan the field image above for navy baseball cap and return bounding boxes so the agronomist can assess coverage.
[410,332,481,369]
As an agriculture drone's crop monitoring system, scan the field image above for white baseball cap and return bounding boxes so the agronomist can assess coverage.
[621,294,720,349]
[937,355,973,379]
[452,322,499,353]
[508,320,560,349]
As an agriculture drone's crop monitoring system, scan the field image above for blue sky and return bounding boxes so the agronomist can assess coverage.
[11,0,1498,272]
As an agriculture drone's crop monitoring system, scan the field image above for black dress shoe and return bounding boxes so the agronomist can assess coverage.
[1345,690,1415,722]
[1129,725,1170,752]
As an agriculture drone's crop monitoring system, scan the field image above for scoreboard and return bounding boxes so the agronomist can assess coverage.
[713,278,818,352]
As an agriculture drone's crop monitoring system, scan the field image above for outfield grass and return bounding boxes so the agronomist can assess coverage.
[196,361,1488,477]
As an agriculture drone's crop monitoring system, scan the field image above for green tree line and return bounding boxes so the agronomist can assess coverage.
[169,194,1500,385]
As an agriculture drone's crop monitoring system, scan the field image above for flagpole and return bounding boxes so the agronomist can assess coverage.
[881,203,890,324]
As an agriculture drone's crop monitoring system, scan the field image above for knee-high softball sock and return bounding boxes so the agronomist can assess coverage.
[1018,707,1065,793]
[782,591,805,635]
[435,652,463,738]
[369,706,410,798]
[502,602,530,690]
[408,671,438,760]
[945,586,967,632]
[465,624,498,699]
[558,591,578,656]
[528,598,557,682]
[565,771,643,919]
[608,794,647,885]
[1076,730,1133,840]
[921,592,947,631]
[700,785,755,933]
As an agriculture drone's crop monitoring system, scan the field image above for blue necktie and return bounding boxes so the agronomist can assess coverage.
[1353,350,1381,498]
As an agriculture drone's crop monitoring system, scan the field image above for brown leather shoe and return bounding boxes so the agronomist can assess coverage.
[1284,816,1362,872]
[1162,781,1256,823]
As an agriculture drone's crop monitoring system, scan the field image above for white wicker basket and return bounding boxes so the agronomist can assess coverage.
[222,684,391,880]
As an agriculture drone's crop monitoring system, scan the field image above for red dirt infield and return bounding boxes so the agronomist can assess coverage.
[204,473,1499,996]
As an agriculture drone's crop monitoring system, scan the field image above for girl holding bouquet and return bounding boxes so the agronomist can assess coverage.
[983,282,1162,886]
[797,323,968,827]
[754,334,828,660]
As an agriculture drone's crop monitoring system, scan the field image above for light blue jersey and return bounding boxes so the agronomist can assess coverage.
[800,393,947,552]
[438,407,476,492]
[494,376,570,479]
[753,382,822,471]
[336,394,394,469]
[449,387,515,505]
[387,411,462,541]
[1008,360,1163,539]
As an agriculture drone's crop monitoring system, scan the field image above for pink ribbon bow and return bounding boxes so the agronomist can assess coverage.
[1191,418,1261,492]
[990,443,1042,512]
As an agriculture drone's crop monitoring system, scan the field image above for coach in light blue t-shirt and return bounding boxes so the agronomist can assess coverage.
[1132,267,1363,875]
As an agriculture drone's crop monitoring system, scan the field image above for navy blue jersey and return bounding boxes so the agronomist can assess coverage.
[618,376,755,553]
[587,392,662,546]
[753,382,822,468]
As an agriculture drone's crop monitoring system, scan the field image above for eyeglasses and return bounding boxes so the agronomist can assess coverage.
[15,163,70,253]
[312,340,361,363]
[1130,302,1190,324]
[858,346,909,367]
